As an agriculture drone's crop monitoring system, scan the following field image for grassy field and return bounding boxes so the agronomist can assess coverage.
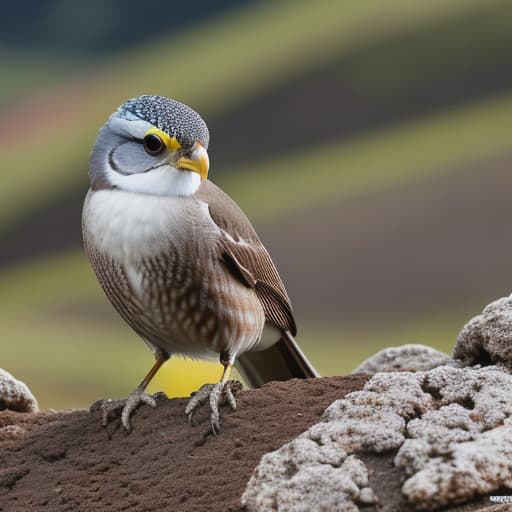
[299,309,474,377]
[2,88,511,410]
[0,239,483,410]
[0,0,507,231]
[0,50,88,106]
[2,84,512,409]
[222,92,512,222]
[1,0,511,411]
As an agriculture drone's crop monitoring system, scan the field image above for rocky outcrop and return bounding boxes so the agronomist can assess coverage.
[243,295,512,511]
[0,368,38,413]
[353,343,458,374]
[3,295,512,511]
[454,294,512,370]
[242,365,512,511]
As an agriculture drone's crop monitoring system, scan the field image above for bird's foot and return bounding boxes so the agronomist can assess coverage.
[90,388,162,432]
[185,379,242,434]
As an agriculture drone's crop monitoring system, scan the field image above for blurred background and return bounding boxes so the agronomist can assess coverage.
[1,0,511,410]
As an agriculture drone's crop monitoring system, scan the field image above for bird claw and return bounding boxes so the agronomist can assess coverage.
[90,388,160,432]
[185,380,242,434]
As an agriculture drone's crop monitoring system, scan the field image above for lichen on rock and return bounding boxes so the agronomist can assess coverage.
[241,436,375,512]
[353,343,458,374]
[454,294,512,370]
[242,365,512,511]
[395,365,512,509]
[401,416,512,509]
[0,368,39,413]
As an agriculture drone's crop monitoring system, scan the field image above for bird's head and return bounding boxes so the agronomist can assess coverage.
[90,95,210,196]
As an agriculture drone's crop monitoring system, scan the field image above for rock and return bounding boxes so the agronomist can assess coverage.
[241,438,375,512]
[353,343,458,374]
[242,365,512,511]
[395,365,512,509]
[0,368,38,413]
[454,294,512,370]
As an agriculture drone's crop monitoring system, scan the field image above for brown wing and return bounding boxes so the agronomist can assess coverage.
[195,180,297,335]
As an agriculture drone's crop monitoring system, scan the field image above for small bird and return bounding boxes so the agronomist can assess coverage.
[82,95,319,432]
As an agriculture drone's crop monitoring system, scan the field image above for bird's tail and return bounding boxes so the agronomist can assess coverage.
[235,331,320,388]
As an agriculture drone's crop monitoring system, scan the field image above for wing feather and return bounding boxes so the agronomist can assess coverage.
[195,180,297,335]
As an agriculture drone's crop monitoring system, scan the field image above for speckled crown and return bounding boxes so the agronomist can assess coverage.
[120,95,210,149]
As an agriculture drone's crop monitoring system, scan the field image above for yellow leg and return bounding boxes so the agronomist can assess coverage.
[220,363,233,382]
[93,353,168,432]
[137,357,166,391]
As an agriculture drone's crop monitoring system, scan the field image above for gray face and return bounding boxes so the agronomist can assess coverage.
[89,95,210,193]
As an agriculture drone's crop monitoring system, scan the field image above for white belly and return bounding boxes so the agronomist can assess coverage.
[82,188,265,359]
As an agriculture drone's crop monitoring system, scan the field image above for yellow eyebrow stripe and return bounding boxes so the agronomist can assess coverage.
[145,127,181,151]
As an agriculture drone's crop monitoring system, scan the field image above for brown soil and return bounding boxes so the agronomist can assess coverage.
[0,376,366,512]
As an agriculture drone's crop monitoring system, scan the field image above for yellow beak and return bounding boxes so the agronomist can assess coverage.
[176,142,209,180]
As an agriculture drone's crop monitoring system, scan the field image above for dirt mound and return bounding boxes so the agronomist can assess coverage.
[0,376,366,512]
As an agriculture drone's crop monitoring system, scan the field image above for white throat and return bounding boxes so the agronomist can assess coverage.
[107,165,201,197]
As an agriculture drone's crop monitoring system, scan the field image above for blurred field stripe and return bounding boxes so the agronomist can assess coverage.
[1,0,509,409]
[2,89,509,407]
[0,0,498,231]
[0,87,512,407]
[223,91,512,222]
[0,248,481,409]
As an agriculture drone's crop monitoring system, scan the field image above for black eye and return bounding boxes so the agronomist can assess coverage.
[143,134,165,155]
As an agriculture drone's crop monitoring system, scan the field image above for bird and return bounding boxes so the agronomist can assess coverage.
[82,95,319,433]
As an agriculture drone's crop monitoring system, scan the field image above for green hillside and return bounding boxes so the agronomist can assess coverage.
[0,249,476,409]
[1,0,512,410]
[2,90,509,408]
[223,92,512,222]
[2,0,511,232]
